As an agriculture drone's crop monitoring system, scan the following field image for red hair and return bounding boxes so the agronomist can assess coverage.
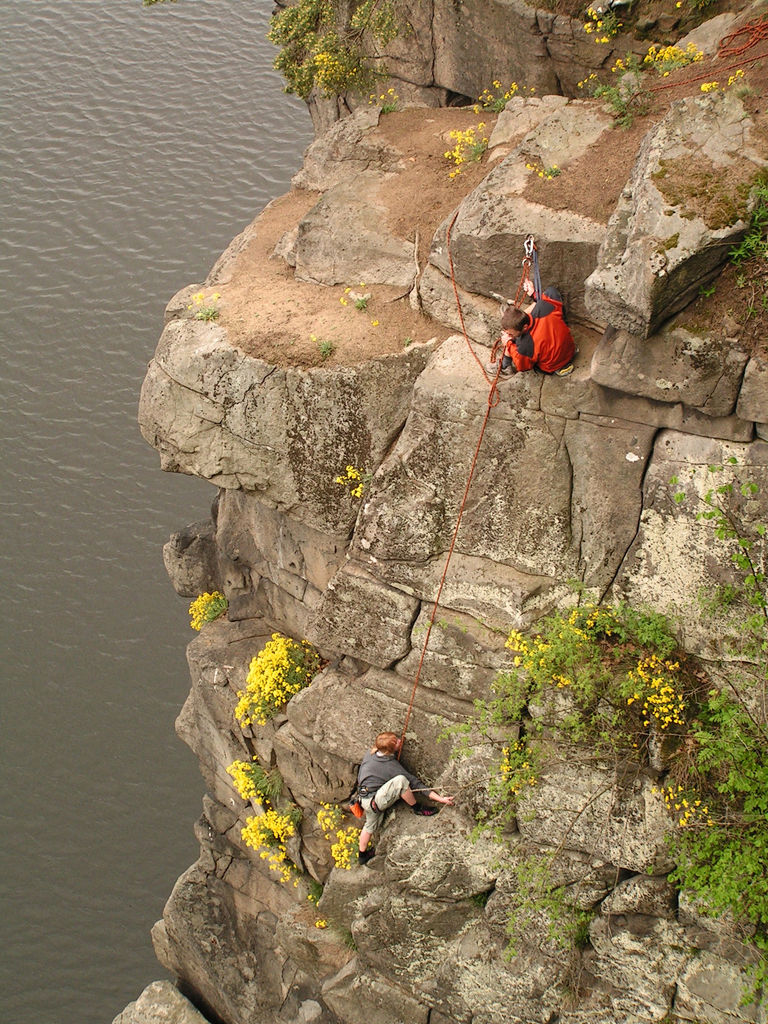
[374,732,399,755]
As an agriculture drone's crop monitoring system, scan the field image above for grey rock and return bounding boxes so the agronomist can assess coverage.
[428,128,607,325]
[585,92,767,337]
[591,324,749,416]
[292,107,394,193]
[139,318,433,533]
[112,981,211,1024]
[613,431,768,660]
[517,756,673,872]
[564,414,656,589]
[675,952,767,1024]
[600,875,677,917]
[163,519,220,599]
[294,171,416,288]
[737,354,768,423]
[306,561,419,668]
[321,959,431,1024]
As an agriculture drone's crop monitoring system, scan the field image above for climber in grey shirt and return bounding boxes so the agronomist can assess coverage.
[356,731,454,864]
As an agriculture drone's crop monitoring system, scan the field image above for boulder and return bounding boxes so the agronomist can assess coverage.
[591,324,749,417]
[306,562,420,668]
[294,171,417,288]
[516,756,674,872]
[737,353,768,423]
[427,105,609,325]
[112,981,211,1024]
[599,875,677,918]
[588,915,691,1018]
[585,92,768,337]
[163,518,221,598]
[291,107,396,193]
[675,952,768,1024]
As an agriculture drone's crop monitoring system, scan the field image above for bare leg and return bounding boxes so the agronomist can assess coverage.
[399,787,416,806]
[359,828,373,852]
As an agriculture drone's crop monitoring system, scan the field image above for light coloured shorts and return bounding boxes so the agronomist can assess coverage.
[360,773,411,834]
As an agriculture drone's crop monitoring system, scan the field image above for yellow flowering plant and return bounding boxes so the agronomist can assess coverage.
[443,124,489,179]
[369,86,399,113]
[234,633,321,728]
[643,41,703,76]
[226,757,283,803]
[334,464,371,499]
[317,802,361,869]
[583,5,622,42]
[473,80,535,114]
[187,291,220,322]
[525,160,560,180]
[188,591,228,631]
[241,806,302,885]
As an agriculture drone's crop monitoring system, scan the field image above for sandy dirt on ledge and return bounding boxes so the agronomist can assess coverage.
[208,49,768,369]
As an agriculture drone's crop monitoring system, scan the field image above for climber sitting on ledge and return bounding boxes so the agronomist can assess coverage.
[494,280,576,378]
[357,731,454,865]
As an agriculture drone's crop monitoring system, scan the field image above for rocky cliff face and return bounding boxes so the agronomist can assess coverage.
[129,22,768,1024]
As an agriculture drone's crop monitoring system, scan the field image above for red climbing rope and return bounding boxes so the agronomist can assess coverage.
[641,16,768,100]
[399,211,506,754]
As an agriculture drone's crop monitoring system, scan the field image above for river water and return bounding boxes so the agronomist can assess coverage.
[0,3,312,1021]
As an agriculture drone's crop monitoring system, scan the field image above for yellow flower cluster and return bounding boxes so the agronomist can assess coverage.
[525,161,560,180]
[499,742,537,795]
[226,758,260,800]
[473,80,534,113]
[656,783,714,828]
[583,5,621,43]
[188,591,228,630]
[577,72,599,88]
[315,919,328,928]
[317,802,344,835]
[234,633,320,727]
[187,291,221,322]
[369,87,399,112]
[334,464,368,499]
[313,50,348,92]
[317,803,360,869]
[644,42,703,77]
[443,125,488,179]
[700,81,719,93]
[241,808,299,885]
[627,654,685,730]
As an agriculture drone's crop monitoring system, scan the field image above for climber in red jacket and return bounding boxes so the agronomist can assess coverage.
[496,283,576,377]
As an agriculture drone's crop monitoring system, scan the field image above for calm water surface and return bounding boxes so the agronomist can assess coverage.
[0,3,312,1021]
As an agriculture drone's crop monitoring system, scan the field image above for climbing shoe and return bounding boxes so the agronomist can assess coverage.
[555,363,574,377]
[413,804,440,816]
[358,848,375,864]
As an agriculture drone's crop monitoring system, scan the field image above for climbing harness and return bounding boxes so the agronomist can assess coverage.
[398,214,525,755]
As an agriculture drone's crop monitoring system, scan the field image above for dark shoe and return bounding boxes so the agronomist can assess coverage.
[358,848,375,864]
[413,804,440,816]
[555,363,574,377]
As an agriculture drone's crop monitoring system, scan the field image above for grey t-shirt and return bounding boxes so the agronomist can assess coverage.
[357,752,424,796]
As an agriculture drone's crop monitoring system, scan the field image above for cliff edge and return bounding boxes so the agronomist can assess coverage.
[130,8,768,1024]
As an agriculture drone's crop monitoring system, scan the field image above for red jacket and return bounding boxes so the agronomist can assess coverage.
[504,295,575,373]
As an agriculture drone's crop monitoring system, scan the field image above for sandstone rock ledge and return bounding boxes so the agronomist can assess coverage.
[132,66,768,1024]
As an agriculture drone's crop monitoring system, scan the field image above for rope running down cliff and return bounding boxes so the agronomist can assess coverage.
[398,211,531,754]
